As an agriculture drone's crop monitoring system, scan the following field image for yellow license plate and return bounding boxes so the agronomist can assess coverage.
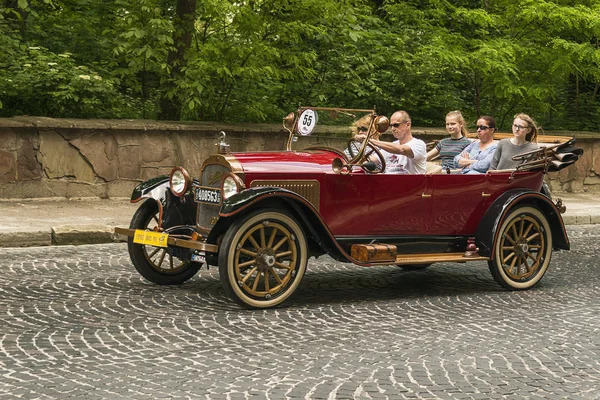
[133,230,169,247]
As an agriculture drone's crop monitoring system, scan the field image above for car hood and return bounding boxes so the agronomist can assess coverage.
[231,150,340,174]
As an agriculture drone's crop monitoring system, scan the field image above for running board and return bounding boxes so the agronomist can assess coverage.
[371,252,489,266]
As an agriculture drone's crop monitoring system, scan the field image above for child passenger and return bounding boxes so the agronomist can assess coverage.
[427,110,471,170]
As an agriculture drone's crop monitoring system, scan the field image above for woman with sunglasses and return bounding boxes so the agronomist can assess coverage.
[489,113,539,171]
[426,110,471,169]
[453,116,498,174]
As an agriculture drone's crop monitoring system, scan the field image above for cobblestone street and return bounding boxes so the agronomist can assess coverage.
[1,225,599,399]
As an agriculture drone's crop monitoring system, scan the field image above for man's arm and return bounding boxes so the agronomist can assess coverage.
[367,138,415,158]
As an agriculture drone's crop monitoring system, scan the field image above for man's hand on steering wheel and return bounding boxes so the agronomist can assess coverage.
[346,137,386,174]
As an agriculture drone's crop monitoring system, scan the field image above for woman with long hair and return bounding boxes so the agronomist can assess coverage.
[489,113,539,170]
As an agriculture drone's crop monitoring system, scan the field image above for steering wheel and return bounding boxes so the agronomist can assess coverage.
[345,139,386,174]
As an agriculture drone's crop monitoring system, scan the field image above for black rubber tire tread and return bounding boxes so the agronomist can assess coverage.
[128,200,200,285]
[398,264,431,271]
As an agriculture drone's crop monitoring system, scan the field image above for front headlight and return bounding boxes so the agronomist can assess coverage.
[222,174,244,200]
[170,167,190,197]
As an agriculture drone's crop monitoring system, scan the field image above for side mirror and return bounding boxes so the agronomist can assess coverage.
[375,115,389,133]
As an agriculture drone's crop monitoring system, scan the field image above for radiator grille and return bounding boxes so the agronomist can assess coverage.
[250,180,320,211]
[196,164,230,231]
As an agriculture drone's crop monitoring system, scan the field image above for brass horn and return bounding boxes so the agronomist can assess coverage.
[332,157,351,175]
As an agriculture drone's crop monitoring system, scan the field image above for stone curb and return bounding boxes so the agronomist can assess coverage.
[0,217,597,248]
[51,225,127,246]
[561,214,600,225]
[1,225,127,248]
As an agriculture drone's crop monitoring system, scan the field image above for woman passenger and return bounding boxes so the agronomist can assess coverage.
[453,116,498,174]
[344,114,372,159]
[489,113,539,170]
[427,110,471,169]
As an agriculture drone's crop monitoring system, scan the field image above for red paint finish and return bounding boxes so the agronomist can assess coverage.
[231,149,545,238]
[428,171,543,235]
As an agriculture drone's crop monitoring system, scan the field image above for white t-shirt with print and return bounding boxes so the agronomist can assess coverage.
[380,138,427,174]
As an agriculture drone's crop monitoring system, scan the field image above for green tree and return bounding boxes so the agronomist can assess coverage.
[0,0,599,130]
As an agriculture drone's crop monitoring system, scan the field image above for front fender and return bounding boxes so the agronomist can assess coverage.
[131,175,169,203]
[219,187,298,216]
[475,189,569,257]
[209,187,345,260]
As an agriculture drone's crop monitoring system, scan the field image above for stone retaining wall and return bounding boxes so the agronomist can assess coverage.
[0,117,598,199]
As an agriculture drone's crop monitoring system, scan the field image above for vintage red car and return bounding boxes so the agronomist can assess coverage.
[115,107,582,308]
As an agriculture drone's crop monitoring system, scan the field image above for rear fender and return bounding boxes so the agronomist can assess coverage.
[209,187,344,260]
[475,189,569,257]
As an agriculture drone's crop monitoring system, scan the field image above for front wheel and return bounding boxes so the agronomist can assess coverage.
[219,209,308,309]
[128,200,200,285]
[488,205,552,290]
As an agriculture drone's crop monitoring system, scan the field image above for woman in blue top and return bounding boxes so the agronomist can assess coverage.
[454,116,498,174]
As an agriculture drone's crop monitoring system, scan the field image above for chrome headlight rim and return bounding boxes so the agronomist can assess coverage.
[169,167,191,197]
[221,173,245,200]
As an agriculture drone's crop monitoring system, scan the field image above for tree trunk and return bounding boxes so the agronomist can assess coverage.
[4,0,29,37]
[158,0,197,121]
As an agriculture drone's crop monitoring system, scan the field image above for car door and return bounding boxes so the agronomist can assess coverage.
[322,173,430,236]
[427,171,545,236]
[428,173,489,235]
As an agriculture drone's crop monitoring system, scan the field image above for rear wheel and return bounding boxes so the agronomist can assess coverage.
[128,200,200,285]
[219,209,308,308]
[488,205,552,290]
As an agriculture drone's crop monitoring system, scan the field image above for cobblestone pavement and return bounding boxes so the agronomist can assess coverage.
[1,225,599,400]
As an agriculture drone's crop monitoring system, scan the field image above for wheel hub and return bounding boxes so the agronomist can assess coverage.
[514,237,529,257]
[256,249,275,272]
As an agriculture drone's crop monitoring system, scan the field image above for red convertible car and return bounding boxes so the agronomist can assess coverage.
[115,107,582,308]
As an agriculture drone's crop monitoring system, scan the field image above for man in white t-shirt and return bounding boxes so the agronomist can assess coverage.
[355,110,426,174]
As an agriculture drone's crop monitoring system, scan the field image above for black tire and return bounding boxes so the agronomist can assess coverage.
[488,205,552,290]
[398,263,431,271]
[218,209,308,309]
[128,200,200,285]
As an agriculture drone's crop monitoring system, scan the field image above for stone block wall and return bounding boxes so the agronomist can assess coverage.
[0,116,598,199]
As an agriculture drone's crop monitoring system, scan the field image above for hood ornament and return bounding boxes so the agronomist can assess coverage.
[216,131,230,154]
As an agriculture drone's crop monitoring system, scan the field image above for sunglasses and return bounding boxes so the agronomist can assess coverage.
[476,125,490,130]
[391,121,408,128]
[357,126,369,132]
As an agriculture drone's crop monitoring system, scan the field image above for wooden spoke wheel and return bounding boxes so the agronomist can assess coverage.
[219,209,307,309]
[488,205,552,290]
[128,200,200,284]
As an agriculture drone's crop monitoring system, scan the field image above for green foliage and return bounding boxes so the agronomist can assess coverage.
[0,0,599,131]
[0,46,141,117]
